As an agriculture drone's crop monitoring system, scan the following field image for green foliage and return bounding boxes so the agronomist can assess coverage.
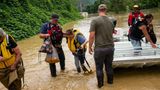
[86,0,160,13]
[85,0,103,13]
[0,0,82,41]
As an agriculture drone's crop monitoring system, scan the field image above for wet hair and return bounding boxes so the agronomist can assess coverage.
[145,14,153,19]
[66,28,73,35]
[143,14,153,25]
[0,28,6,38]
[65,28,73,43]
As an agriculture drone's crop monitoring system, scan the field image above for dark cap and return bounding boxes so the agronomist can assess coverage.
[51,14,59,19]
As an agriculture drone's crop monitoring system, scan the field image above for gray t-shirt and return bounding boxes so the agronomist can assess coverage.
[89,16,114,48]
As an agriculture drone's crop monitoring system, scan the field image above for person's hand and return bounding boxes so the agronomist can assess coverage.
[80,44,85,49]
[45,34,50,38]
[113,29,117,34]
[0,56,4,61]
[89,47,93,55]
[151,43,157,48]
[10,64,16,71]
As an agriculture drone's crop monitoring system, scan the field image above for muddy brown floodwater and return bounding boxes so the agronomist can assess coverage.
[0,8,160,90]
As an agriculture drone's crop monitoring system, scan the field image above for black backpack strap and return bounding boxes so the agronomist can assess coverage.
[74,37,78,50]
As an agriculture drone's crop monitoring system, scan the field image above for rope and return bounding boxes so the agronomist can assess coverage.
[38,52,42,64]
[21,58,29,89]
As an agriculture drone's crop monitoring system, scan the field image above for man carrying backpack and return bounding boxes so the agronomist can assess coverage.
[0,28,24,90]
[129,14,157,54]
[39,14,65,77]
[65,28,89,73]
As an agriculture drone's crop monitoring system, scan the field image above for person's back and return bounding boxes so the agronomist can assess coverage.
[89,4,115,88]
[91,16,114,48]
[130,20,144,40]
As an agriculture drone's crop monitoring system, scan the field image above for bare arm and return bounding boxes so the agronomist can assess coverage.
[81,40,88,48]
[39,33,50,39]
[139,25,157,48]
[89,31,95,54]
[11,46,22,70]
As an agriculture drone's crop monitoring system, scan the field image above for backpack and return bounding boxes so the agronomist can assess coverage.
[73,30,85,49]
[47,23,63,45]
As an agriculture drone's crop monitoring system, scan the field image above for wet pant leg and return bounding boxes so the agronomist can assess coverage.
[0,68,22,90]
[130,39,142,50]
[77,54,85,65]
[94,49,105,86]
[49,63,56,77]
[0,68,10,88]
[130,39,142,55]
[104,48,114,84]
[9,79,22,90]
[74,55,81,72]
[94,47,114,85]
[57,48,65,70]
[77,52,89,72]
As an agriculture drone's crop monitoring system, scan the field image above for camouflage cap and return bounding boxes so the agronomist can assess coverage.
[98,4,107,10]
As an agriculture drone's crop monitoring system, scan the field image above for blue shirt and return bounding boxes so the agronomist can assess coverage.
[40,22,49,34]
[40,22,62,33]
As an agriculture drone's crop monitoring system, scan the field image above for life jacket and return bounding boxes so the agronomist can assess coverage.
[128,12,144,26]
[47,23,63,45]
[0,35,16,68]
[67,29,83,53]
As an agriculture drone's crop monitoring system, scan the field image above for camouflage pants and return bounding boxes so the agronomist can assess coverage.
[0,68,21,90]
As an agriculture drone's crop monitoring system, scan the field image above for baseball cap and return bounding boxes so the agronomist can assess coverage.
[98,4,107,10]
[133,5,140,9]
[51,14,59,19]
